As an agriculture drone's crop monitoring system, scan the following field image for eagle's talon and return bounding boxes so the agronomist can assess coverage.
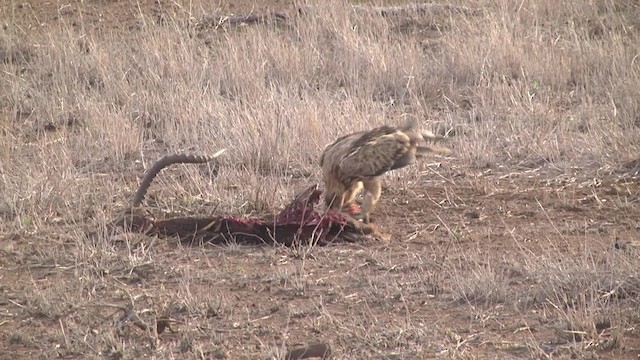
[354,212,371,224]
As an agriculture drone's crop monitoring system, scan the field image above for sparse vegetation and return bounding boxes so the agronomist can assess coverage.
[1,0,639,358]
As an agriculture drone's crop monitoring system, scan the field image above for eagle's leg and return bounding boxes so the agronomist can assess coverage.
[359,177,382,224]
[325,188,346,211]
[342,182,363,215]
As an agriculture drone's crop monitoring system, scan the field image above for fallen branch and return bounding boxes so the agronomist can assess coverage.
[196,12,288,30]
[195,2,481,30]
[351,3,482,17]
[285,342,332,360]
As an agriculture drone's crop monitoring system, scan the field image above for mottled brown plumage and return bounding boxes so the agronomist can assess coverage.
[320,119,451,223]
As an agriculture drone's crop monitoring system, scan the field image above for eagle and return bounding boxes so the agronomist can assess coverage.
[319,118,452,224]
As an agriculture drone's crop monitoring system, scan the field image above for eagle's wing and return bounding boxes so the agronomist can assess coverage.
[320,132,360,167]
[338,126,415,178]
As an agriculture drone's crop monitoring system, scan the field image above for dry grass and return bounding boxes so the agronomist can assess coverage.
[1,0,640,358]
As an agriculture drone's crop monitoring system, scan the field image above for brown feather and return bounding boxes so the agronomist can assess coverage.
[320,120,452,223]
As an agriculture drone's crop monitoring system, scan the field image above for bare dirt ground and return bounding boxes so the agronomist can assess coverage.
[2,0,640,359]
